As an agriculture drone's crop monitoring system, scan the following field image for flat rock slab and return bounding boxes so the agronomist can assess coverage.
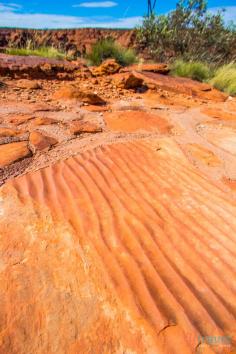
[0,141,31,167]
[136,71,228,102]
[1,138,236,353]
[0,53,87,80]
[104,110,172,133]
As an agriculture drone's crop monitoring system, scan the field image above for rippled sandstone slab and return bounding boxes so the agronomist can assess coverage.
[0,138,236,353]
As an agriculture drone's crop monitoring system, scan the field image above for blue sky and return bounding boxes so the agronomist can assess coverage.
[0,0,235,28]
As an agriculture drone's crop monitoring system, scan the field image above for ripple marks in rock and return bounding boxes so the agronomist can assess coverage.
[3,138,236,353]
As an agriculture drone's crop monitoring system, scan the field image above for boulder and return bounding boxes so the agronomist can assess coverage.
[113,72,144,90]
[53,85,106,105]
[0,141,31,168]
[90,59,121,76]
[29,132,58,152]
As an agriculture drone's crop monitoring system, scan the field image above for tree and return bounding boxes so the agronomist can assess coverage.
[137,0,236,63]
[147,0,157,16]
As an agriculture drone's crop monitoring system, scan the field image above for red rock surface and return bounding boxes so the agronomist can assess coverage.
[202,107,236,121]
[1,138,236,353]
[136,71,228,101]
[104,111,172,133]
[0,53,88,80]
[0,55,236,353]
[185,143,222,167]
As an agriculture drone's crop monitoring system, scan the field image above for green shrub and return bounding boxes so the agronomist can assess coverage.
[6,46,67,60]
[136,0,236,63]
[87,38,137,66]
[171,60,212,81]
[210,63,236,96]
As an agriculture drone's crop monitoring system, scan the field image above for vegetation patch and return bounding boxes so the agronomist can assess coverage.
[170,60,236,96]
[210,63,236,96]
[136,0,236,64]
[6,45,67,60]
[171,60,212,82]
[86,38,137,67]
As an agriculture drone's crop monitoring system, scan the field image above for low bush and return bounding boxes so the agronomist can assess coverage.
[86,38,137,66]
[210,63,236,96]
[171,60,212,81]
[6,45,67,60]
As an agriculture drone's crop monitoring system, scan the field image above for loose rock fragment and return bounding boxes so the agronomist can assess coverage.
[53,85,106,105]
[0,141,31,167]
[90,59,121,76]
[29,131,58,152]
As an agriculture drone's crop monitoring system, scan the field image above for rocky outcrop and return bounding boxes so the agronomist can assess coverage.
[0,28,136,55]
[0,53,89,80]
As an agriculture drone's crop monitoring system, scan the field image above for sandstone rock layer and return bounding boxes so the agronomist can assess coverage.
[1,138,236,353]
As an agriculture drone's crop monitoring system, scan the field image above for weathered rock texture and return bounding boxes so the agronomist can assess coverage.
[0,56,236,354]
[1,138,236,353]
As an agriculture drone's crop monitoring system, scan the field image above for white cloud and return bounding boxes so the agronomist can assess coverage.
[208,6,236,24]
[0,0,141,28]
[0,8,142,29]
[73,1,117,8]
[0,2,22,11]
